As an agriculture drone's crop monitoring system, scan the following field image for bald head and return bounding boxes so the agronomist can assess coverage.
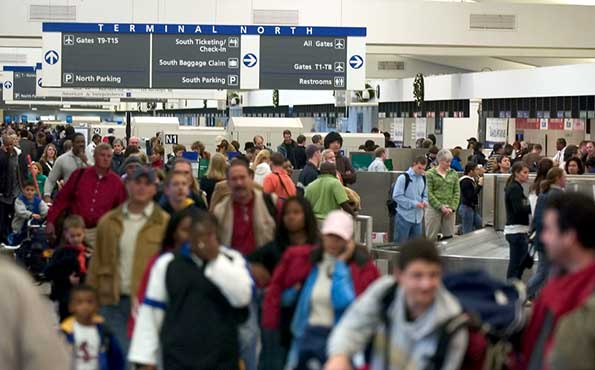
[128,136,140,148]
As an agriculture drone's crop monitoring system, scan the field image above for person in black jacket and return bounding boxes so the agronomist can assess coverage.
[469,141,487,166]
[297,144,321,195]
[294,135,308,170]
[458,162,483,234]
[111,139,125,173]
[44,215,88,322]
[0,134,21,243]
[128,210,252,370]
[504,162,532,279]
[18,129,37,174]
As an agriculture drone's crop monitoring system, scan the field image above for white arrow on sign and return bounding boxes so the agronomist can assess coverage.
[243,53,258,68]
[349,55,364,69]
[44,50,59,65]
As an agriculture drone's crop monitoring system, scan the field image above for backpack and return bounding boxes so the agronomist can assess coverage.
[386,173,426,216]
[379,270,526,370]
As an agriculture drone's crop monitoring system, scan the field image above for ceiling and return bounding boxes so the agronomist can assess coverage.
[406,55,595,72]
[431,0,595,4]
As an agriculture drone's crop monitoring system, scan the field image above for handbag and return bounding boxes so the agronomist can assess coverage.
[521,240,536,271]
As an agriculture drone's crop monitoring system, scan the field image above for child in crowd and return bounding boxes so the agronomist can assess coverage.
[29,161,47,195]
[45,215,88,322]
[8,179,48,245]
[150,144,165,170]
[60,285,125,370]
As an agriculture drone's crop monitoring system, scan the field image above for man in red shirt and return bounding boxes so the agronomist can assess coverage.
[47,143,127,250]
[517,192,595,370]
[263,152,297,200]
[212,158,279,370]
[212,159,278,256]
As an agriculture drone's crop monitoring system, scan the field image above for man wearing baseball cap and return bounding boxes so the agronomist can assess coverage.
[88,166,169,356]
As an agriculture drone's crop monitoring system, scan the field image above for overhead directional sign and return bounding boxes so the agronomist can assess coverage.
[259,36,347,90]
[152,34,241,89]
[41,23,366,90]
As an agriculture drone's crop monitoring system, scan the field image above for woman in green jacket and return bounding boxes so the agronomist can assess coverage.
[425,149,461,241]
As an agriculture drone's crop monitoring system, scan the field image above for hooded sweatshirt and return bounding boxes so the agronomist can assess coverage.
[328,276,468,370]
[254,162,272,185]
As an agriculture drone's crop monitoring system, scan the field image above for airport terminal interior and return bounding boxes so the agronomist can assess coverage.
[2,1,595,370]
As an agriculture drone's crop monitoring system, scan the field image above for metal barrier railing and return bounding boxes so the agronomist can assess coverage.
[354,215,373,251]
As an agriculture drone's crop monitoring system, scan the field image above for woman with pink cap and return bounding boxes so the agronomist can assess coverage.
[262,210,380,370]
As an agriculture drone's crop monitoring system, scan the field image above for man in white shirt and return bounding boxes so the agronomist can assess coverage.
[368,147,388,172]
[552,137,567,169]
[87,167,169,357]
[85,134,102,165]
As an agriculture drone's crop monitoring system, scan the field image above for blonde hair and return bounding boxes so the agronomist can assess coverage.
[541,167,565,193]
[31,162,43,173]
[41,143,57,162]
[63,214,85,233]
[252,149,271,170]
[321,149,335,162]
[205,153,227,181]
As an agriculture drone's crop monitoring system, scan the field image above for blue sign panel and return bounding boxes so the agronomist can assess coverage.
[43,23,366,37]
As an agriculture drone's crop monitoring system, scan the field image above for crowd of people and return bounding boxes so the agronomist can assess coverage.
[1,120,595,370]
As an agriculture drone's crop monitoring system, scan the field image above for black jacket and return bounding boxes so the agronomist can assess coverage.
[40,159,55,176]
[161,250,247,370]
[505,180,531,226]
[299,162,320,188]
[470,151,487,166]
[460,177,482,209]
[199,177,221,206]
[18,139,37,184]
[0,148,20,199]
[44,246,86,321]
[294,146,307,170]
[111,153,125,173]
[278,141,298,169]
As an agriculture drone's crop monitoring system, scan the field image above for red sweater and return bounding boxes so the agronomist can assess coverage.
[262,245,379,329]
[47,167,127,228]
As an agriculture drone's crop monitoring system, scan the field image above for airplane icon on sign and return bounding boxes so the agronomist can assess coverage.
[63,35,74,46]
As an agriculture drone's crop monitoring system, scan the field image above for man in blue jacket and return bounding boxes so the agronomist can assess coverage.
[392,156,428,244]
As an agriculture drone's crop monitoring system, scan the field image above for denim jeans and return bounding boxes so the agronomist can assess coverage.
[394,213,423,244]
[506,234,529,280]
[240,299,261,370]
[458,205,482,235]
[100,295,131,366]
[526,250,550,299]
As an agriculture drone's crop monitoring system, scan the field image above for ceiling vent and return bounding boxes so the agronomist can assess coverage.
[378,61,405,71]
[29,5,77,21]
[470,14,516,30]
[253,9,299,25]
[0,53,27,64]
